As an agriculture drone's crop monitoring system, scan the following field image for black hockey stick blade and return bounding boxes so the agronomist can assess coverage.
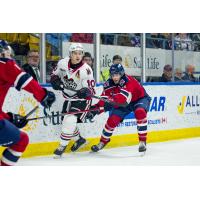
[23,105,39,119]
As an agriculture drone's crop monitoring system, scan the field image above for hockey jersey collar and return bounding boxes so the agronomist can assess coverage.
[68,60,84,73]
[109,74,128,87]
[0,57,14,62]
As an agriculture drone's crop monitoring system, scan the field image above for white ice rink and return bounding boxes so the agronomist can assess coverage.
[19,137,200,166]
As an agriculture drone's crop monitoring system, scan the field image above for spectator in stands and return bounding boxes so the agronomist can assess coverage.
[46,33,59,55]
[175,33,194,51]
[112,55,122,64]
[151,33,162,48]
[100,55,123,82]
[174,68,183,82]
[157,33,172,49]
[159,64,172,82]
[62,33,72,42]
[146,33,157,48]
[117,33,132,46]
[190,33,200,51]
[130,34,141,47]
[83,52,94,70]
[22,50,41,82]
[46,60,58,83]
[101,34,115,45]
[182,64,197,82]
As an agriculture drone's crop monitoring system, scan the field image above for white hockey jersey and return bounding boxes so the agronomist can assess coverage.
[52,57,95,99]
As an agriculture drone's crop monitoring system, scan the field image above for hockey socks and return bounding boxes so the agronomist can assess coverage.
[135,108,148,142]
[1,132,29,166]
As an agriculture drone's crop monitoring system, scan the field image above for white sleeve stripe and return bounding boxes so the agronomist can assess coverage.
[126,92,132,104]
[21,77,33,89]
[14,72,26,87]
[120,88,129,93]
[118,92,132,104]
[120,92,129,99]
[14,63,21,70]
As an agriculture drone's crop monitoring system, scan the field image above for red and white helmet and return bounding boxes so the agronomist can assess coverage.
[69,43,84,56]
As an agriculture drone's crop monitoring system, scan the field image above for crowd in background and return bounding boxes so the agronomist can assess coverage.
[47,33,200,51]
[19,50,200,84]
[147,64,198,83]
[1,33,200,84]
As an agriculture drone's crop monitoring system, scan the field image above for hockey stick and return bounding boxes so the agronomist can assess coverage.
[17,105,39,121]
[63,85,128,108]
[91,95,128,107]
[27,107,102,121]
[24,105,39,118]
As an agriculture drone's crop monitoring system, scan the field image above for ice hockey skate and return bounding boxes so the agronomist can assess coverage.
[91,141,108,152]
[71,136,87,152]
[138,141,147,156]
[54,145,67,158]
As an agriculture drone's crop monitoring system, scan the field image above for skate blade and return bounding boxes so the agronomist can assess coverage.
[53,154,63,159]
[138,151,146,157]
[89,150,99,153]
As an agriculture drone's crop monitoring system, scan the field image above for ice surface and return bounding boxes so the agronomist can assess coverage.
[19,138,200,166]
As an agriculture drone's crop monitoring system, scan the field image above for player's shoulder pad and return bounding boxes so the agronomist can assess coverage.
[57,57,69,67]
[80,63,93,78]
[0,57,14,63]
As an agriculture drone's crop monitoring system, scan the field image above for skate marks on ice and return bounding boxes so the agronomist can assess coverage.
[88,146,146,159]
[19,138,200,166]
[19,145,147,166]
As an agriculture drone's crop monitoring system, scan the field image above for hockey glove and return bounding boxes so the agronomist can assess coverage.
[7,112,28,129]
[86,105,101,121]
[50,75,64,91]
[41,89,56,109]
[98,96,113,111]
[77,87,92,99]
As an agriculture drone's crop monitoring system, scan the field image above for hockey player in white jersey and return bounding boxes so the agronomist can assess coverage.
[50,43,95,157]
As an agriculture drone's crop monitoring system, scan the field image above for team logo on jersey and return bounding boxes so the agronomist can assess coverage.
[69,68,74,74]
[103,81,110,88]
[119,79,125,87]
[75,70,80,79]
[86,68,91,75]
[64,75,68,80]
[64,78,77,90]
[18,97,40,132]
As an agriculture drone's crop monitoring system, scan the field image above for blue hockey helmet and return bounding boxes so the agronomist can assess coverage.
[0,40,13,57]
[109,64,125,77]
[0,40,9,53]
